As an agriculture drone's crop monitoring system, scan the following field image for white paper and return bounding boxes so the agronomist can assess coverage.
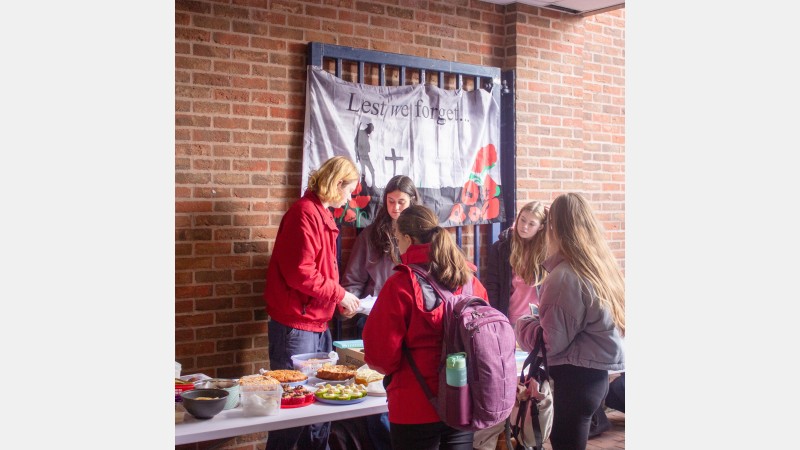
[356,295,377,315]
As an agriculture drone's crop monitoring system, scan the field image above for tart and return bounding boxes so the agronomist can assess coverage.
[315,363,358,381]
[264,369,308,383]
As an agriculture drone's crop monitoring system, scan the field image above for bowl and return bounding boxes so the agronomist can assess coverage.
[194,378,240,410]
[180,388,229,419]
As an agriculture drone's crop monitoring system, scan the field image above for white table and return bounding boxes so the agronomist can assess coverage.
[175,395,388,445]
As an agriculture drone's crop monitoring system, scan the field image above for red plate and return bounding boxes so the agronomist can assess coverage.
[281,395,315,408]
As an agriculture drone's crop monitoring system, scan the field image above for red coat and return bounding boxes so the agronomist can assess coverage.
[362,243,488,424]
[264,191,345,332]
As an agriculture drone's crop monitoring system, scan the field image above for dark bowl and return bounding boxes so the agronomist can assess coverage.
[180,388,230,419]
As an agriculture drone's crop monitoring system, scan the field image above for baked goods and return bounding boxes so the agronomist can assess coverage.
[315,363,358,381]
[239,374,281,387]
[355,368,385,385]
[264,369,308,383]
[280,384,315,406]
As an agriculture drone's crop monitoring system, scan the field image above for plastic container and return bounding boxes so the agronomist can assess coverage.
[240,384,282,416]
[291,351,339,376]
[445,353,467,387]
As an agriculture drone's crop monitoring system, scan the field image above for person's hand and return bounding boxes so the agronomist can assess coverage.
[338,292,360,319]
[525,378,545,402]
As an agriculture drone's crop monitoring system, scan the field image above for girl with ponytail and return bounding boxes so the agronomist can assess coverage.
[362,205,488,450]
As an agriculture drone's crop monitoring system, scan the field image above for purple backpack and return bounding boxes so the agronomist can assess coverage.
[404,264,518,431]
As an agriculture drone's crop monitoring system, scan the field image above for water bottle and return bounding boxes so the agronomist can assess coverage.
[445,352,467,387]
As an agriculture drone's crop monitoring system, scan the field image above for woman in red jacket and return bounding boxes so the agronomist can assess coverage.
[362,205,488,450]
[264,155,361,450]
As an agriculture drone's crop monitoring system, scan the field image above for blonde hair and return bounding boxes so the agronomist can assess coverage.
[548,193,625,335]
[509,201,548,286]
[306,156,360,204]
[396,205,472,290]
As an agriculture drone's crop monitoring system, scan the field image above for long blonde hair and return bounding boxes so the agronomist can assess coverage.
[509,201,548,286]
[396,205,472,290]
[306,156,359,204]
[548,193,625,335]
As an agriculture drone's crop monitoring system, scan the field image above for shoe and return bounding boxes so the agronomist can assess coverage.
[588,408,611,438]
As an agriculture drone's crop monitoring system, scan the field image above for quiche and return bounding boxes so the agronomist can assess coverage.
[315,363,358,381]
[264,369,308,383]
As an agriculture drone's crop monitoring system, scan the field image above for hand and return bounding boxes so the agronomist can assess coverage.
[525,378,545,402]
[338,292,360,319]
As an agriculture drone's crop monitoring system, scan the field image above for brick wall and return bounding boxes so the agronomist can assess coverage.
[175,1,624,448]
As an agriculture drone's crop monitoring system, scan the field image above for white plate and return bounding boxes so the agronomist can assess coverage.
[308,377,354,386]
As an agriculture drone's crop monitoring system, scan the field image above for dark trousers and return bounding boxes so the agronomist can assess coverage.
[389,421,473,450]
[548,364,610,450]
[266,320,333,450]
[366,412,391,450]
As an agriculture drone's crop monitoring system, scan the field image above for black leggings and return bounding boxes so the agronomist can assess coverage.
[548,364,609,450]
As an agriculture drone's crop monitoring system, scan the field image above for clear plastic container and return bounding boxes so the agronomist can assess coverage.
[240,384,282,416]
[291,351,339,376]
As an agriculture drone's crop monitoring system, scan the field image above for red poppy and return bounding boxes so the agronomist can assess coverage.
[344,209,357,222]
[468,206,481,222]
[449,204,466,223]
[471,143,498,174]
[353,180,363,195]
[482,175,499,200]
[332,207,344,218]
[481,197,500,220]
[348,195,371,209]
[461,180,479,206]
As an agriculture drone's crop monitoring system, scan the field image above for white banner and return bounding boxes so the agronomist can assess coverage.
[302,66,504,228]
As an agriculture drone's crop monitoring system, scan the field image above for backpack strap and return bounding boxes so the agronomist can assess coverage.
[516,327,548,450]
[402,345,437,408]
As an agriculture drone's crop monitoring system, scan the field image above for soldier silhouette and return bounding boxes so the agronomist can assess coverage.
[355,123,376,187]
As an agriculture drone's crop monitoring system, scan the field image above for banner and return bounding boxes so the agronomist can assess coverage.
[301,66,504,228]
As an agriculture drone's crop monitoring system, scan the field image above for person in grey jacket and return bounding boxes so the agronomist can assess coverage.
[515,193,625,450]
[341,175,421,301]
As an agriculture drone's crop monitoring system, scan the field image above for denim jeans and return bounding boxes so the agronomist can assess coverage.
[265,320,333,450]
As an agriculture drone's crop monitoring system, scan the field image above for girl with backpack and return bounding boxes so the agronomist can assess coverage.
[515,193,625,450]
[362,205,488,450]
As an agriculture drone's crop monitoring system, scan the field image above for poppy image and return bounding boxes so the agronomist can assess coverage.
[333,207,344,218]
[481,197,500,220]
[482,175,499,200]
[349,195,371,209]
[468,206,481,223]
[471,143,497,174]
[344,209,357,222]
[449,203,466,223]
[460,180,480,206]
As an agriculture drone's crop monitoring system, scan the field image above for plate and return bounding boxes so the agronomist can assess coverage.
[281,396,315,408]
[308,377,354,386]
[314,395,368,405]
[285,379,308,387]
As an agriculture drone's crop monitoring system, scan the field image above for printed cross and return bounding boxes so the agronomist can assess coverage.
[385,148,404,176]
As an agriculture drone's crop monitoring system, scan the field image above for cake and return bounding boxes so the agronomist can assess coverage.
[315,363,358,381]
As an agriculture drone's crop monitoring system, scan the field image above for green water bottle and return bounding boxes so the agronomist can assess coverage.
[445,352,467,387]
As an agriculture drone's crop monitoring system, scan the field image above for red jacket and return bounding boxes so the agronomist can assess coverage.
[264,191,345,332]
[362,243,488,424]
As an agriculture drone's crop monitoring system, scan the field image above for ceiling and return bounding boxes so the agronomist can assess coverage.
[482,0,624,16]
